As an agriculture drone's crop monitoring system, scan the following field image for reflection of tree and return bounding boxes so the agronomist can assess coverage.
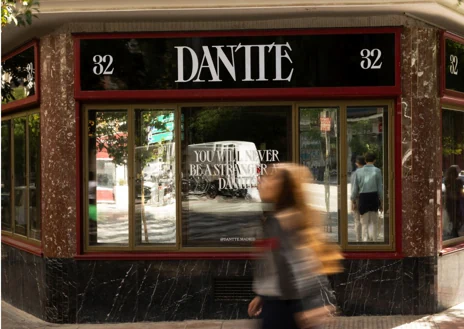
[443,136,463,156]
[349,118,383,170]
[1,47,35,104]
[135,110,172,173]
[13,118,26,186]
[81,38,176,91]
[187,107,290,162]
[89,111,169,168]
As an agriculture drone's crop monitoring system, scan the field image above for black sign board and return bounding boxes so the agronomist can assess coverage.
[1,45,37,105]
[79,33,396,91]
[445,38,464,94]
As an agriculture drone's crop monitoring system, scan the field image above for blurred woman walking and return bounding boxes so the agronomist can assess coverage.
[249,163,343,329]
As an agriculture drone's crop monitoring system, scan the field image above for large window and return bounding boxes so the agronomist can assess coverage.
[299,102,393,251]
[85,107,176,250]
[1,112,41,242]
[442,108,464,246]
[84,102,394,252]
[181,105,292,248]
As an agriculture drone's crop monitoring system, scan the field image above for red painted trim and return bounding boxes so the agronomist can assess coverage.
[343,252,403,260]
[74,39,81,102]
[439,30,445,98]
[1,95,39,112]
[1,40,40,113]
[438,102,443,250]
[444,32,464,46]
[75,87,401,102]
[75,252,255,260]
[74,251,404,261]
[76,101,82,255]
[439,242,464,256]
[395,30,402,92]
[395,97,403,255]
[1,235,42,257]
[442,95,464,107]
[73,27,402,40]
[443,32,464,99]
[74,27,402,100]
[34,38,41,107]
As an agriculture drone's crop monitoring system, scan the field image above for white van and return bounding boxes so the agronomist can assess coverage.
[187,141,262,190]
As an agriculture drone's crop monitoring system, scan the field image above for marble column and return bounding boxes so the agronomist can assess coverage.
[401,26,441,257]
[40,33,77,258]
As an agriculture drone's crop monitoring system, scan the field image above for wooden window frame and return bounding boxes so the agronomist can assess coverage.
[1,109,42,250]
[81,100,398,255]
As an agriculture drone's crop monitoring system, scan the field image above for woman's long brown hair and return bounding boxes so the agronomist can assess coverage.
[273,163,343,275]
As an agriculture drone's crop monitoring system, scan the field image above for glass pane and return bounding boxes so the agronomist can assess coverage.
[347,106,389,244]
[134,109,176,245]
[29,114,41,240]
[299,107,340,243]
[442,109,464,241]
[181,106,292,247]
[88,110,129,246]
[13,117,27,236]
[1,121,12,231]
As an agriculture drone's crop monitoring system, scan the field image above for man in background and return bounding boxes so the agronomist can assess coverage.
[351,152,383,242]
[351,156,366,242]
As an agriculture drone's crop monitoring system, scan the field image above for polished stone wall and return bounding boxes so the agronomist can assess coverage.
[40,33,77,259]
[1,244,439,324]
[1,244,46,319]
[400,26,441,258]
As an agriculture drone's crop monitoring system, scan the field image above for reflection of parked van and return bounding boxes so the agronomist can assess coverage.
[187,141,261,190]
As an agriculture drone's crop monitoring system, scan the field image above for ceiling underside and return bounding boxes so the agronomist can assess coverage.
[2,2,464,54]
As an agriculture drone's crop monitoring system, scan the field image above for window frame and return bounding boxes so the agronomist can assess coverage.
[2,40,40,113]
[82,100,396,253]
[441,104,464,249]
[295,100,396,252]
[1,109,42,246]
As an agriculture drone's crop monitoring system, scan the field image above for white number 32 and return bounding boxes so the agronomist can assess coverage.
[360,49,383,70]
[92,55,114,75]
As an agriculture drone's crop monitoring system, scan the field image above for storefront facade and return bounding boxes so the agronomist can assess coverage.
[1,1,464,323]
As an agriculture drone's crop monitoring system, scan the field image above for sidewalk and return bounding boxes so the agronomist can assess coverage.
[2,301,463,329]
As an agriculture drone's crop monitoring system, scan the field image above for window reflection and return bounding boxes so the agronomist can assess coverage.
[88,110,129,246]
[1,121,12,232]
[181,106,292,247]
[134,109,176,245]
[347,106,388,244]
[299,107,339,243]
[13,117,27,236]
[442,109,464,241]
[29,114,41,240]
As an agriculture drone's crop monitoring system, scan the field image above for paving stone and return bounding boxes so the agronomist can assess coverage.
[1,301,463,329]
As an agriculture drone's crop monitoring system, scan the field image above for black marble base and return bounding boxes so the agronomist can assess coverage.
[1,244,443,323]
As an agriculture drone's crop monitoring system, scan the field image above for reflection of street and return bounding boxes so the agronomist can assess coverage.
[183,196,263,246]
[92,203,176,244]
[305,182,338,212]
[305,182,387,243]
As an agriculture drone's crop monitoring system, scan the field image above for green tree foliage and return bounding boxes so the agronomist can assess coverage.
[88,111,170,169]
[349,118,383,170]
[1,0,39,27]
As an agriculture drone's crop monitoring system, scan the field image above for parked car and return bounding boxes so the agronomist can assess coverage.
[135,179,151,203]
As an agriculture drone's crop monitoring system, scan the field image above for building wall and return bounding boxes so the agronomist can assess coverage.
[0,244,439,323]
[438,252,464,311]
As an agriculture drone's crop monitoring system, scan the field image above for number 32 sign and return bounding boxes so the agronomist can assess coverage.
[360,48,382,70]
[92,55,114,75]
